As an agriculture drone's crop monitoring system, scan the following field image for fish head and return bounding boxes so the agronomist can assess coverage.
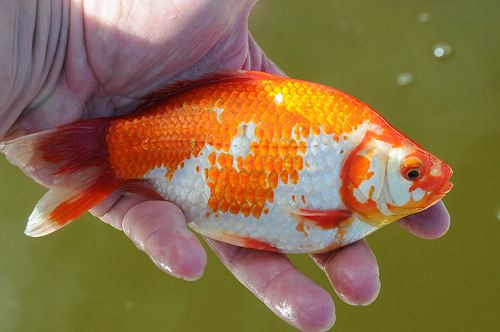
[341,129,453,226]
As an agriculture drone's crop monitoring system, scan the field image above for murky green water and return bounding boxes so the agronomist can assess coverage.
[1,0,499,331]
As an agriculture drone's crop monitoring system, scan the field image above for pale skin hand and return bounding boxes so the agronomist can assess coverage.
[0,1,450,331]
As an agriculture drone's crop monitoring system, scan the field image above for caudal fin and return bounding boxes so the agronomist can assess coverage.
[3,119,123,237]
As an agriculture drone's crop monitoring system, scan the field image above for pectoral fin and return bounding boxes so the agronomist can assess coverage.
[285,207,353,229]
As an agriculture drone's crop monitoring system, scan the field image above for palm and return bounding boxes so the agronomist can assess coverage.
[15,1,274,137]
[1,1,450,331]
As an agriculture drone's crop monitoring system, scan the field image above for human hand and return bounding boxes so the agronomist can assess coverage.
[0,1,450,331]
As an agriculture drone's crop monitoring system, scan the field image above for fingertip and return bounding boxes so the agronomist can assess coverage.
[324,240,381,306]
[359,278,381,306]
[149,230,207,281]
[333,262,381,306]
[122,200,207,281]
[295,286,336,332]
[268,270,336,332]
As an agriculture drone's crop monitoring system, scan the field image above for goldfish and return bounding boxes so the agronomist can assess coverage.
[3,71,452,253]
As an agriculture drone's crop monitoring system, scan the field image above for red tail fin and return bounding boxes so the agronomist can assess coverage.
[3,119,123,236]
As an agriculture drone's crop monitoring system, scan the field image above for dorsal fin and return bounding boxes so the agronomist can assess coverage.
[137,70,282,108]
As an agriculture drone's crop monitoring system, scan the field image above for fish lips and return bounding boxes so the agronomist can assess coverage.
[427,162,453,207]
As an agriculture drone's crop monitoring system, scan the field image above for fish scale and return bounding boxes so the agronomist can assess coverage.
[3,71,452,253]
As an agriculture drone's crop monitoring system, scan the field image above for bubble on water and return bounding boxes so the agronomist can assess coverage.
[125,300,135,310]
[396,72,416,86]
[417,12,432,24]
[433,42,453,59]
[355,26,365,35]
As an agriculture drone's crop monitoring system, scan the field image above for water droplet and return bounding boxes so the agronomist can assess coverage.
[433,42,453,59]
[125,300,135,310]
[355,26,365,35]
[417,12,432,24]
[396,72,415,86]
[338,20,347,30]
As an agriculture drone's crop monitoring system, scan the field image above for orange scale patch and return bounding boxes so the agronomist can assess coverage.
[295,155,304,171]
[229,201,242,215]
[236,156,243,170]
[259,137,270,155]
[281,124,294,142]
[233,186,245,205]
[251,205,264,218]
[323,123,335,136]
[213,182,225,200]
[212,136,223,151]
[216,153,226,167]
[228,169,239,187]
[280,171,289,184]
[273,156,284,173]
[269,140,279,157]
[268,171,279,188]
[253,153,264,172]
[243,187,256,205]
[248,170,261,188]
[278,139,289,157]
[283,155,294,174]
[288,140,298,157]
[343,123,353,134]
[223,184,235,202]
[250,141,259,155]
[243,155,254,172]
[218,167,231,183]
[238,169,250,187]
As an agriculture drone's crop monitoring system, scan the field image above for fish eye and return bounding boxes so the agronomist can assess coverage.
[407,170,420,179]
[401,157,424,181]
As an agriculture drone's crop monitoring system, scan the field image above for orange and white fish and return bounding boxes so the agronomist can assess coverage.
[3,71,452,253]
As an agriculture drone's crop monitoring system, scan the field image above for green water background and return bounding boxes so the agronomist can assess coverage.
[1,0,499,331]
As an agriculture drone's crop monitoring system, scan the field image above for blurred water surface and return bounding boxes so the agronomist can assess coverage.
[1,0,499,331]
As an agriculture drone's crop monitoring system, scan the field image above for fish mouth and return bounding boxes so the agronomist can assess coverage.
[436,160,453,197]
[427,161,453,207]
[439,161,453,195]
[423,180,452,210]
[438,179,453,198]
[416,155,452,210]
[440,181,453,196]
